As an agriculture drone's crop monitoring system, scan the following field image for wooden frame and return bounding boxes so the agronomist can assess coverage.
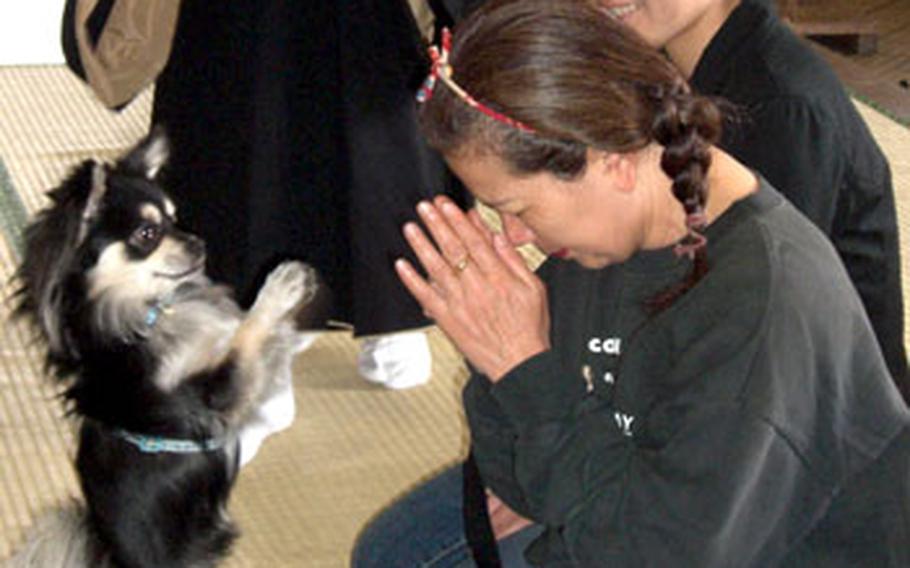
[776,0,878,55]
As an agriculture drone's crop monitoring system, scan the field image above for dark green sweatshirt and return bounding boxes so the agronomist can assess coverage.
[464,181,910,566]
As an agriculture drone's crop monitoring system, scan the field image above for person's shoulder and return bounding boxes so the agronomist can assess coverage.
[705,181,879,391]
[644,194,779,356]
[707,182,852,310]
[756,24,840,95]
[706,2,844,105]
[734,182,862,314]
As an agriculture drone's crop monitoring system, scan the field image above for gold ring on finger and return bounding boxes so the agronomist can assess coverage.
[452,255,470,273]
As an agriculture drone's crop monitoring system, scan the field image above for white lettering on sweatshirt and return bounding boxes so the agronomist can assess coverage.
[588,337,622,355]
[614,412,635,437]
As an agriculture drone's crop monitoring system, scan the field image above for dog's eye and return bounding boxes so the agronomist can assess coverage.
[131,224,161,247]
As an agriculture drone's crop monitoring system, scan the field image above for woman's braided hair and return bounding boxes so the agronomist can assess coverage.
[419,0,723,311]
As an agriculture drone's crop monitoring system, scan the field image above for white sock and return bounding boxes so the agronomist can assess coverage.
[357,330,432,390]
[238,369,295,467]
[237,331,319,467]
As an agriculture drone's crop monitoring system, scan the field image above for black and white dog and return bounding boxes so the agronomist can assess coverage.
[8,129,320,567]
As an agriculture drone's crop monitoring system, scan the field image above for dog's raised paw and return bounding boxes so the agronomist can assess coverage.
[253,261,315,319]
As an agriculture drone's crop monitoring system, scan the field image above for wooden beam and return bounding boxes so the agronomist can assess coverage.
[776,0,879,55]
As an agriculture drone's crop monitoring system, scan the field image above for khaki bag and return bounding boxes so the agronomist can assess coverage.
[62,0,181,109]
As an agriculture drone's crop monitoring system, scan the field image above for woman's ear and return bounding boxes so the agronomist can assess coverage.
[590,149,637,194]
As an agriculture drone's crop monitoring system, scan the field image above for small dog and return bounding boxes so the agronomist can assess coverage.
[8,129,320,567]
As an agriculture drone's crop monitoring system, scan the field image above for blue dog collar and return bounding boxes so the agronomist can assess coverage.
[145,292,177,328]
[113,429,226,454]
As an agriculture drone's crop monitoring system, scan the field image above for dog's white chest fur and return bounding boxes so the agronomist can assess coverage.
[151,299,242,391]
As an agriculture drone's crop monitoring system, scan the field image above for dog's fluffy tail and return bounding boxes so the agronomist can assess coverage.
[5,501,107,568]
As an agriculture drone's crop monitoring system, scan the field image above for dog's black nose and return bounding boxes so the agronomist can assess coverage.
[183,234,206,258]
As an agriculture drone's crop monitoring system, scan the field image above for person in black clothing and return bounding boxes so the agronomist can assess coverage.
[150,1,472,462]
[351,1,910,565]
[599,0,909,401]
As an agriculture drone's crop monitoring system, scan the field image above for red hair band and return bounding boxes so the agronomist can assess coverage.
[416,28,535,133]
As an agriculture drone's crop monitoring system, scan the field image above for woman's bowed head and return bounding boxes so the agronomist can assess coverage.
[395,0,757,382]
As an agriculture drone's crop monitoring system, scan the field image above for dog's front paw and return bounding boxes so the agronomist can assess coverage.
[252,261,318,320]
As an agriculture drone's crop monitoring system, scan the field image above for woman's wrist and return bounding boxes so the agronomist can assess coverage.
[486,342,551,383]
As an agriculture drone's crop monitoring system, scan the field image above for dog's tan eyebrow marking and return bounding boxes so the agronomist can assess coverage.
[163,199,177,220]
[140,203,163,224]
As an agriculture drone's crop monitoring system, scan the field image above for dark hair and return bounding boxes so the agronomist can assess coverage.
[419,0,723,310]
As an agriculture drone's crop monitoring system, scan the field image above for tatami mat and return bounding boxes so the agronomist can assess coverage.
[859,103,910,348]
[0,65,908,567]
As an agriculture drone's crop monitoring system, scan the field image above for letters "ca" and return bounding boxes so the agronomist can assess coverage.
[588,337,621,355]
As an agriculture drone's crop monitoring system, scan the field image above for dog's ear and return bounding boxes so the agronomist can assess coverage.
[118,126,170,180]
[77,162,107,244]
[16,164,95,364]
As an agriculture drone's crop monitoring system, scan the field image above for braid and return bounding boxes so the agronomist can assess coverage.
[647,82,723,313]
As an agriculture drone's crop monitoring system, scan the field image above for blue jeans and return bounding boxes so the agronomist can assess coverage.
[351,464,543,567]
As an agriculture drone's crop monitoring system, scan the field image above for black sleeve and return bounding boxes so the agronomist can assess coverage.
[727,97,843,233]
[463,351,595,522]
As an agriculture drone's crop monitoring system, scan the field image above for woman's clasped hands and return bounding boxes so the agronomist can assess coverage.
[395,196,551,383]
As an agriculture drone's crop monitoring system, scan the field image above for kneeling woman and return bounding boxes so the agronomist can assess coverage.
[354,0,910,565]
